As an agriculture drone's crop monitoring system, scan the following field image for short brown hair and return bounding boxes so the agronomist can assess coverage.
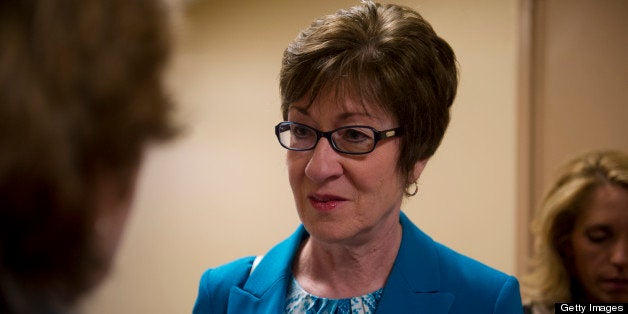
[0,0,177,311]
[280,1,458,183]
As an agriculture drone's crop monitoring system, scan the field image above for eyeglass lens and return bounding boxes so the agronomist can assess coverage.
[277,123,376,154]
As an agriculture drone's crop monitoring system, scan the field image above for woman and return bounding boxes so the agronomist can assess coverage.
[193,2,522,313]
[523,150,628,313]
[0,0,177,312]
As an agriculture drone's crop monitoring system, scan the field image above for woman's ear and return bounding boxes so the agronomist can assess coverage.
[410,158,429,183]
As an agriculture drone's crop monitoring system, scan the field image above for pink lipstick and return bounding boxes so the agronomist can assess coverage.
[308,194,346,212]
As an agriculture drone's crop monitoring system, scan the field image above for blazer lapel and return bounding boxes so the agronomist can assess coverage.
[377,287,453,313]
[376,212,454,313]
[227,286,285,314]
[227,226,308,313]
[226,214,454,313]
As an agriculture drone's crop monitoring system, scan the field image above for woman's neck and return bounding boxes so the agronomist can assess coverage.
[292,220,402,299]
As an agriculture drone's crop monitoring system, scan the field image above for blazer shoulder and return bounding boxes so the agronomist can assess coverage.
[434,242,510,283]
[193,256,256,314]
[433,242,523,312]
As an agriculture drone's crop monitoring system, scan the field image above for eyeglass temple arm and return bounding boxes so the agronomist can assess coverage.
[378,128,402,140]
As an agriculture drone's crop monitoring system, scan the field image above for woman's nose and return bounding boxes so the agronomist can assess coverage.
[304,137,343,183]
[610,238,628,268]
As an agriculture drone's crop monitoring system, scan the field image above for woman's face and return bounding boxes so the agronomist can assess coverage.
[89,167,140,286]
[286,92,426,245]
[569,184,628,302]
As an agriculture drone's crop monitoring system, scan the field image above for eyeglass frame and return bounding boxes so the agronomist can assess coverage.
[274,121,403,155]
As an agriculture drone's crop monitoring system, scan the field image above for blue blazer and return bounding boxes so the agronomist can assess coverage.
[193,212,523,313]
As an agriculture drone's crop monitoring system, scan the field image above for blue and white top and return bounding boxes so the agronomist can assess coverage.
[285,276,383,314]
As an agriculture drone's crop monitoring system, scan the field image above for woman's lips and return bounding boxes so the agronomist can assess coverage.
[308,194,346,212]
[600,277,628,292]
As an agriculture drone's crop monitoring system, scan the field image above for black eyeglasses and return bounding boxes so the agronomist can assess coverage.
[275,122,402,155]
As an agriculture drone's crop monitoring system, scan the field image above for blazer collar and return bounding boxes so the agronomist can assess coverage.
[227,226,306,313]
[227,212,453,313]
[376,212,454,313]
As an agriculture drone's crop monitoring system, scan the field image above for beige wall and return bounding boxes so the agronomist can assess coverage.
[516,0,628,274]
[81,1,520,313]
[531,0,628,216]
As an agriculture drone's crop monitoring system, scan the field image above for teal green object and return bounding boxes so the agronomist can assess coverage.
[192,212,524,313]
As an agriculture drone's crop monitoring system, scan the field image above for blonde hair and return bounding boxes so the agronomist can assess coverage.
[523,150,628,308]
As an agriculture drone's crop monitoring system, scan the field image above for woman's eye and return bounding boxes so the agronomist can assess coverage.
[585,228,613,243]
[341,128,371,142]
[292,125,312,138]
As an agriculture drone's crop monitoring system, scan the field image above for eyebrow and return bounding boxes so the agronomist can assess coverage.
[288,106,373,122]
[585,224,613,231]
[582,224,617,237]
[289,106,309,116]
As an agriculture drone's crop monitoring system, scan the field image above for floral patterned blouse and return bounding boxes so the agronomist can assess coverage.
[285,276,384,314]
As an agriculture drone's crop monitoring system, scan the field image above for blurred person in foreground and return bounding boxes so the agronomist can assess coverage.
[193,1,522,313]
[0,0,178,312]
[523,150,628,313]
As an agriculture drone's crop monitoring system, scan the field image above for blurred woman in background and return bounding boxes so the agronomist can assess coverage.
[523,150,628,313]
